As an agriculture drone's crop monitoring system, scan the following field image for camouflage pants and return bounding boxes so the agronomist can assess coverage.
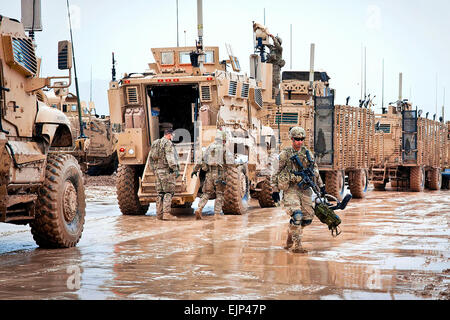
[156,192,174,218]
[282,184,315,245]
[197,172,225,215]
[154,168,176,217]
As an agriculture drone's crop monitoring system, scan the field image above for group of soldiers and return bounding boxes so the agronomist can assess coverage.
[150,126,325,254]
[150,128,230,221]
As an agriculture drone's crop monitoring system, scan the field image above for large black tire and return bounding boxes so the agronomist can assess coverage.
[349,169,369,199]
[325,170,345,201]
[442,176,449,189]
[30,154,86,248]
[258,180,276,208]
[410,166,425,192]
[222,165,249,215]
[428,168,442,190]
[116,164,148,215]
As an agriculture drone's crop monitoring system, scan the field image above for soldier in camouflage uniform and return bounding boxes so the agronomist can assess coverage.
[191,130,229,220]
[150,129,180,220]
[271,126,325,253]
[266,35,285,98]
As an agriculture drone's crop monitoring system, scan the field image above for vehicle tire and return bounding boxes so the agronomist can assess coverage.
[442,176,449,189]
[223,165,249,215]
[428,168,442,190]
[116,164,148,215]
[349,169,368,199]
[30,154,86,248]
[258,180,275,208]
[325,170,345,201]
[410,166,425,192]
[373,182,386,190]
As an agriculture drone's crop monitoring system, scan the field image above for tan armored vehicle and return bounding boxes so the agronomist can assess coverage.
[261,66,375,201]
[0,14,85,247]
[372,100,447,191]
[45,88,117,175]
[108,3,276,215]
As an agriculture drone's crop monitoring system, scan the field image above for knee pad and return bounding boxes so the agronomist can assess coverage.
[301,219,312,227]
[290,210,303,226]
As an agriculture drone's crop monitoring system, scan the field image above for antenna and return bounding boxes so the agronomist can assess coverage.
[112,52,116,81]
[176,0,179,47]
[382,58,384,112]
[197,0,204,49]
[66,0,85,138]
[309,43,315,96]
[398,72,403,101]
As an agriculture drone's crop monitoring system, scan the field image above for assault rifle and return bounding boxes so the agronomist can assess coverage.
[290,152,352,237]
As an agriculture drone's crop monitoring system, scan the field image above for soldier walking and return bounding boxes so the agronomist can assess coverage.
[150,129,180,220]
[271,127,326,253]
[191,130,229,220]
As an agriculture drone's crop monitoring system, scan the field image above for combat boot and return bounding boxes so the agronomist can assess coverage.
[290,241,307,254]
[157,213,164,220]
[284,233,293,250]
[195,209,202,220]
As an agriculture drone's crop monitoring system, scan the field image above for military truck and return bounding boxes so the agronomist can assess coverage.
[108,2,276,215]
[0,14,85,247]
[371,100,446,191]
[261,67,375,201]
[45,88,117,175]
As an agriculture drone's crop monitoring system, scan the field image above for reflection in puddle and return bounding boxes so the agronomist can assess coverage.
[0,185,448,299]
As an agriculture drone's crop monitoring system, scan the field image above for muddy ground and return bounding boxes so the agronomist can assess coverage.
[0,177,448,300]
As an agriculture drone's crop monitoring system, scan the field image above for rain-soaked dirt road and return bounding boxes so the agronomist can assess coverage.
[0,176,449,300]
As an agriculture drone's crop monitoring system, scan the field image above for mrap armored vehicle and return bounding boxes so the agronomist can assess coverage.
[260,43,375,201]
[108,3,276,215]
[45,87,117,175]
[371,99,447,191]
[0,12,85,248]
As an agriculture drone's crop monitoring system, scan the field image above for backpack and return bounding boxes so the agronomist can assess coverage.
[149,138,161,162]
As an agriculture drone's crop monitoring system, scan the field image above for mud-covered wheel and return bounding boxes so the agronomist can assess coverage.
[116,164,149,215]
[30,154,86,248]
[258,180,275,208]
[349,169,368,199]
[428,168,442,190]
[410,166,425,192]
[223,165,249,215]
[325,170,345,201]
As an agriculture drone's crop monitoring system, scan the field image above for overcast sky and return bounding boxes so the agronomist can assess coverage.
[2,0,449,118]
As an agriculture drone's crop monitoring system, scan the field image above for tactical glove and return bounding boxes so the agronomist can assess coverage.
[191,171,198,178]
[271,192,280,203]
[174,170,180,178]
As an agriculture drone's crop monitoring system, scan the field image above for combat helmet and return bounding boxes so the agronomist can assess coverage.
[289,126,306,139]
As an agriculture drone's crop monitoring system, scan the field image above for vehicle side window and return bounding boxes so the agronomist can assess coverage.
[161,52,174,65]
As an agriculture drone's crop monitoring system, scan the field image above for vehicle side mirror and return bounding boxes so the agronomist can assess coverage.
[58,40,73,70]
